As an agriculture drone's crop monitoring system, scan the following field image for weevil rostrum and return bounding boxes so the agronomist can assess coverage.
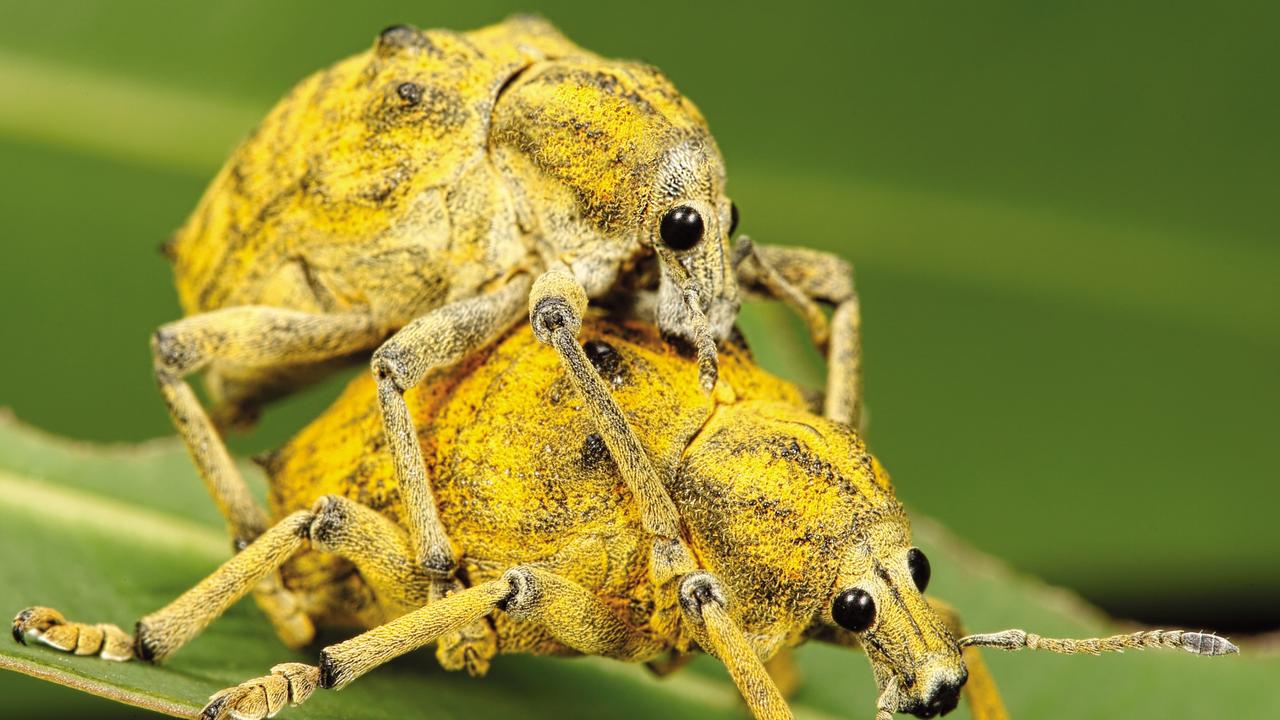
[150,15,862,646]
[13,318,1235,720]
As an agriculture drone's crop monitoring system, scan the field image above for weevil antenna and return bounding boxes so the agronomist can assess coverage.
[959,628,1238,657]
[654,246,718,390]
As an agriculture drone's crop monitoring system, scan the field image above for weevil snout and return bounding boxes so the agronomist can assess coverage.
[899,661,966,718]
[860,597,968,718]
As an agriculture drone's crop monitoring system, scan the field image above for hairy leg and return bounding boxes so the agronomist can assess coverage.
[734,239,862,428]
[528,265,698,585]
[677,572,794,720]
[369,277,531,674]
[202,565,662,720]
[370,277,530,578]
[12,496,433,665]
[153,306,382,646]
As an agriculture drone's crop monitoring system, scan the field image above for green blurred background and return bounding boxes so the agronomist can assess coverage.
[0,0,1276,715]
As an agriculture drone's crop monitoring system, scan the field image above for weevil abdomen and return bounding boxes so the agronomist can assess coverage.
[266,319,812,653]
[168,18,588,322]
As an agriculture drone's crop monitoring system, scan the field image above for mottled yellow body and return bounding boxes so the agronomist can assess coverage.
[146,16,774,673]
[251,315,986,719]
[269,318,822,657]
[167,16,734,414]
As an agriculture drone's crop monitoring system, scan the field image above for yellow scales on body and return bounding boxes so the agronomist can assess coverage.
[268,318,865,659]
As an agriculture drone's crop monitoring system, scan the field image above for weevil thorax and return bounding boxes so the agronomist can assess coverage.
[673,401,966,715]
[488,57,739,342]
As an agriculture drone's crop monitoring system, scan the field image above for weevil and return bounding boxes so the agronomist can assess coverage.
[14,318,1235,720]
[153,15,863,649]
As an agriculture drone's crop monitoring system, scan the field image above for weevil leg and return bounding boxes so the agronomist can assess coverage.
[498,566,665,659]
[202,565,662,720]
[9,607,133,661]
[370,277,531,673]
[734,240,862,428]
[307,495,500,674]
[202,580,507,720]
[529,264,698,585]
[370,276,531,577]
[928,598,1010,720]
[14,511,312,663]
[153,306,384,647]
[11,496,448,666]
[678,572,795,720]
[153,307,382,545]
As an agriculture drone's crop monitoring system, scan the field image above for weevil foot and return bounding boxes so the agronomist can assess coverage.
[11,606,134,661]
[201,662,319,720]
[435,618,498,676]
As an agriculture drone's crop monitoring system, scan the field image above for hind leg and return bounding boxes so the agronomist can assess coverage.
[152,306,383,647]
[12,496,435,665]
[14,510,312,662]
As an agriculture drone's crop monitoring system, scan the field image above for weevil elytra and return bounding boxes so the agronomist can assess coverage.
[13,318,1235,720]
[153,15,863,648]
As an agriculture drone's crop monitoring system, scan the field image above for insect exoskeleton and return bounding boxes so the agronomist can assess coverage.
[261,316,966,716]
[11,317,1239,719]
[150,14,865,653]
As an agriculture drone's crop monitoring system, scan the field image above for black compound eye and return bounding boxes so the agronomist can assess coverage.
[907,548,931,592]
[729,202,740,236]
[832,588,876,633]
[659,205,704,251]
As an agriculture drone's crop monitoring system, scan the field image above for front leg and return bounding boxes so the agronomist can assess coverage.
[202,566,664,720]
[678,572,794,720]
[528,265,697,585]
[735,239,862,428]
[370,276,531,576]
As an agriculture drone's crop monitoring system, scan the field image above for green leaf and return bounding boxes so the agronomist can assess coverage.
[1,412,1273,719]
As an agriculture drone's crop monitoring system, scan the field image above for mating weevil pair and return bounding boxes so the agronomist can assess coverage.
[11,15,1235,720]
[146,14,860,642]
[12,319,1237,719]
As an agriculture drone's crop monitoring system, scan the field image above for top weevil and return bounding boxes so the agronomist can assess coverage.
[153,14,863,639]
[13,318,1236,720]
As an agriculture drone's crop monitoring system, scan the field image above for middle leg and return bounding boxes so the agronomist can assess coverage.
[201,565,667,720]
[12,496,431,665]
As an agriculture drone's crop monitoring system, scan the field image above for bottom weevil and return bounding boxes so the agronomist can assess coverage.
[12,317,1235,719]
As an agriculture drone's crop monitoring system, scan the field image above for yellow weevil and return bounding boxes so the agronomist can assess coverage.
[13,318,1235,719]
[152,15,862,648]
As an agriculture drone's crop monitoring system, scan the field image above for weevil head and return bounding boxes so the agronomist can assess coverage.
[489,57,739,341]
[825,526,968,718]
[672,400,966,717]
